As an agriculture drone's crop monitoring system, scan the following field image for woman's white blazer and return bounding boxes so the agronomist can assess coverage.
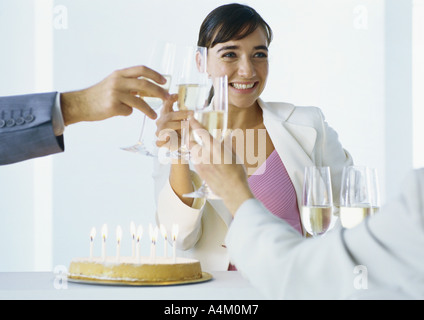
[152,99,353,271]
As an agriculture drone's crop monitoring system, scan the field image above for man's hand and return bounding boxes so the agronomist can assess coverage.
[188,116,254,216]
[60,65,171,126]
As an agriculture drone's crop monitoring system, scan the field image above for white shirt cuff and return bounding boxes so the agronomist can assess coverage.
[52,92,65,136]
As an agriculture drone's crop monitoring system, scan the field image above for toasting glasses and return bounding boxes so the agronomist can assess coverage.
[339,166,380,229]
[301,166,336,237]
[183,75,228,199]
[120,42,176,156]
[167,45,208,160]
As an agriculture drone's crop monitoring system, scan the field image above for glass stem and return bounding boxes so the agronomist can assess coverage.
[180,120,189,152]
[138,114,147,142]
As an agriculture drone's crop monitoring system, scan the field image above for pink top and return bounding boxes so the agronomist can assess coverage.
[248,149,303,234]
[228,149,302,270]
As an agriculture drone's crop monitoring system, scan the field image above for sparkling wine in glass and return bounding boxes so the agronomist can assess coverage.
[168,46,208,160]
[183,75,228,199]
[339,166,380,229]
[301,166,335,237]
[121,41,176,157]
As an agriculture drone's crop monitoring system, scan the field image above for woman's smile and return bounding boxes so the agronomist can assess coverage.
[230,81,258,91]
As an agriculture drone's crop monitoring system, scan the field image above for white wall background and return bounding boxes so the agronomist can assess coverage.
[0,0,418,271]
[413,0,424,168]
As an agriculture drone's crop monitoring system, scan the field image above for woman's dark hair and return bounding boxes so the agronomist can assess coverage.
[198,3,273,48]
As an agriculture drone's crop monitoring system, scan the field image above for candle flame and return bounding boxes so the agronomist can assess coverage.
[116,225,122,244]
[149,223,158,244]
[136,225,143,242]
[130,221,136,239]
[101,223,108,241]
[90,227,96,242]
[160,224,167,240]
[172,224,179,242]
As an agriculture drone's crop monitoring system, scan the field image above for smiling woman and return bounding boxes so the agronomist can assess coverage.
[206,28,269,116]
[0,0,403,275]
[153,3,353,272]
[199,4,271,114]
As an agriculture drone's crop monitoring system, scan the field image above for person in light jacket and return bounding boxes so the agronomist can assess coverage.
[188,115,424,299]
[154,3,353,271]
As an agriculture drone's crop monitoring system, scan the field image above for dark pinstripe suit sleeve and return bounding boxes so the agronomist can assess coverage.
[0,92,64,165]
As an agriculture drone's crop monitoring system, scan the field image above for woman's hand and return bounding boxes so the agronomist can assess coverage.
[155,94,195,206]
[155,95,192,151]
[188,116,254,216]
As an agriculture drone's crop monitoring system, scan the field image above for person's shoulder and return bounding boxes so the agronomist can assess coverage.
[260,99,322,114]
[259,99,294,120]
[260,99,324,124]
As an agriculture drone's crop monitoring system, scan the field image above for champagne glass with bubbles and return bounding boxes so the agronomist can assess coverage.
[183,75,228,199]
[301,166,335,237]
[167,45,208,160]
[121,41,176,156]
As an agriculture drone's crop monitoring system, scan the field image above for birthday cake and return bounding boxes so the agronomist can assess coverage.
[68,256,204,285]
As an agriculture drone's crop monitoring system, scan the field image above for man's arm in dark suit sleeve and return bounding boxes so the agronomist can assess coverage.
[0,65,177,165]
[0,92,64,165]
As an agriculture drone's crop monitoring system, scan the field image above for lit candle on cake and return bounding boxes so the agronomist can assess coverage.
[149,224,158,263]
[116,225,122,262]
[89,227,96,260]
[101,224,108,261]
[160,224,168,258]
[130,221,136,258]
[136,224,143,263]
[172,224,179,263]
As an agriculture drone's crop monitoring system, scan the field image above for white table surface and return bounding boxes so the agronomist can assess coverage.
[0,271,266,300]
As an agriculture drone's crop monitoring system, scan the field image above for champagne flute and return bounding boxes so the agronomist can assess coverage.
[167,45,208,160]
[301,166,335,237]
[120,41,176,156]
[339,166,380,229]
[183,75,228,199]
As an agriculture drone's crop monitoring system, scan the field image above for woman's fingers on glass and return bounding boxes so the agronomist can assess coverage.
[156,121,185,136]
[160,94,178,113]
[168,110,193,120]
[156,110,193,131]
[155,114,194,151]
[187,116,216,153]
[156,130,171,148]
[156,128,180,151]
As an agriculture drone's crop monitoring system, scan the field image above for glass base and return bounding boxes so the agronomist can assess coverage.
[183,184,220,199]
[120,141,157,157]
[166,147,190,161]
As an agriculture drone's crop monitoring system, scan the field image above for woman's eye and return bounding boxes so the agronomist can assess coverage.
[222,52,236,58]
[254,52,268,58]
